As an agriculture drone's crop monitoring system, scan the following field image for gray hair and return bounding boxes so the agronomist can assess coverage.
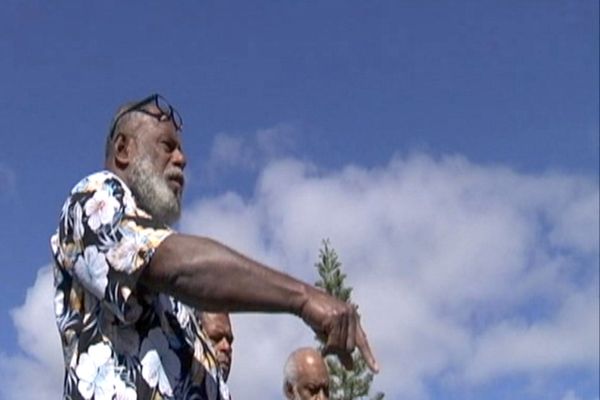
[283,352,300,386]
[104,101,146,161]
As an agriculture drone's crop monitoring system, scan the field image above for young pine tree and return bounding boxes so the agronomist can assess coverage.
[314,239,384,400]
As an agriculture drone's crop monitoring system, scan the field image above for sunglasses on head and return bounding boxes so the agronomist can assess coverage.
[109,93,183,139]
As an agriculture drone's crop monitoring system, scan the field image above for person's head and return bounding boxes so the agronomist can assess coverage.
[199,312,234,381]
[283,347,329,400]
[105,94,186,226]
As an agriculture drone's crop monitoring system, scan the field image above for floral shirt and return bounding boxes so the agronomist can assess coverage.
[51,171,230,400]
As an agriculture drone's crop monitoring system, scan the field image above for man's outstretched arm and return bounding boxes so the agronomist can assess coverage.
[141,233,379,373]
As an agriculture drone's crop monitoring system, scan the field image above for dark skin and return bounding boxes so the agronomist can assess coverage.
[106,108,379,373]
[199,312,234,381]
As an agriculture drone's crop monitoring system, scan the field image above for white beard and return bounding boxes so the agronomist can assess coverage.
[128,155,181,226]
[293,391,304,400]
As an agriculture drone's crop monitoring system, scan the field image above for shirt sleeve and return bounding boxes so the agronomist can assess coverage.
[56,172,172,323]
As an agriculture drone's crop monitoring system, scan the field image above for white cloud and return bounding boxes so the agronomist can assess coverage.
[181,153,599,399]
[201,124,297,182]
[561,389,600,400]
[3,153,598,399]
[562,390,582,400]
[464,287,599,383]
[0,266,63,400]
[208,133,251,170]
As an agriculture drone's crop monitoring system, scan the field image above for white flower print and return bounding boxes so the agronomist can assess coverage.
[160,295,190,330]
[61,199,72,234]
[72,175,92,194]
[114,379,137,400]
[176,303,192,330]
[75,342,117,400]
[54,288,65,316]
[122,188,137,215]
[74,246,109,298]
[54,171,233,398]
[140,328,181,397]
[51,233,60,257]
[85,189,120,231]
[220,377,231,400]
[72,202,85,241]
[106,231,144,273]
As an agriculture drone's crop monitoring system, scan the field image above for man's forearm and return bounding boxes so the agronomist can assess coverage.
[143,233,380,373]
[143,233,311,314]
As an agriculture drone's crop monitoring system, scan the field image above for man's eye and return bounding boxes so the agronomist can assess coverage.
[160,141,174,152]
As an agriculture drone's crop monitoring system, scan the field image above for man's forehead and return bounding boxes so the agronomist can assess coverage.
[294,349,321,362]
[137,113,181,141]
[202,313,232,331]
[295,353,327,376]
[296,364,329,386]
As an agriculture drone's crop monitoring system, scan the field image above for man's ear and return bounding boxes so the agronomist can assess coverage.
[284,381,294,400]
[113,133,135,168]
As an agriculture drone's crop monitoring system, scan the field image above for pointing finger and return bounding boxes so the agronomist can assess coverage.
[356,321,379,373]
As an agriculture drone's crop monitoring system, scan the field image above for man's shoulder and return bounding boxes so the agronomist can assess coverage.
[58,170,138,223]
[66,171,164,226]
[69,170,130,196]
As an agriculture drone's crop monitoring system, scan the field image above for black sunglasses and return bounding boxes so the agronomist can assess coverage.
[109,93,183,139]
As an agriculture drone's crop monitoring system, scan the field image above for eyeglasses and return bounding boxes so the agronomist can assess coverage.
[109,93,183,139]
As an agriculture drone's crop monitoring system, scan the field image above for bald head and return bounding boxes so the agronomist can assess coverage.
[283,347,329,400]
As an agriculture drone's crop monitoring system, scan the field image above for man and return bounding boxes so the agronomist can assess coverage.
[283,347,329,400]
[51,93,377,400]
[197,312,234,382]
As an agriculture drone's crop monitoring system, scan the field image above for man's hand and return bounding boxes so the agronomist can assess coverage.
[146,234,379,372]
[299,287,379,373]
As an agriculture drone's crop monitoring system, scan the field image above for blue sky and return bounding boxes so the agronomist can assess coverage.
[0,2,598,399]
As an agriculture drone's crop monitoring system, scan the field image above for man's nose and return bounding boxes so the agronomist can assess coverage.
[315,391,327,400]
[171,147,187,170]
[218,338,232,354]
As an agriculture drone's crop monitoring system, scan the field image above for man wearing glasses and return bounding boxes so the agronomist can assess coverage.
[51,94,378,399]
